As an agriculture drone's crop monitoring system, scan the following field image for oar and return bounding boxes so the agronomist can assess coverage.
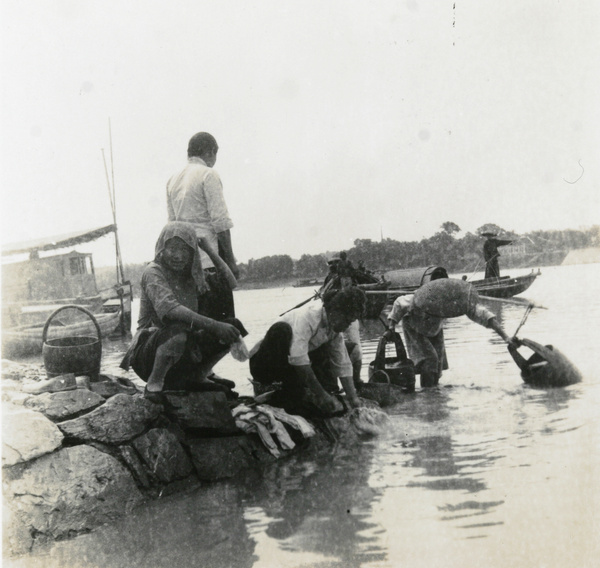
[279,292,319,317]
[279,276,339,316]
[478,296,547,310]
[362,288,415,295]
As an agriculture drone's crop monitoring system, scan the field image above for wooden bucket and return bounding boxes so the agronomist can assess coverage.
[508,337,582,388]
[368,332,416,393]
[42,305,102,379]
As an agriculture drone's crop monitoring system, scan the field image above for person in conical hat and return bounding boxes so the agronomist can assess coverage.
[387,277,514,387]
[482,232,513,279]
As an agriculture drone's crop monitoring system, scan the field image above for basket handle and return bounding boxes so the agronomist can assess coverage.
[374,331,409,369]
[391,332,409,362]
[370,369,391,384]
[42,304,102,344]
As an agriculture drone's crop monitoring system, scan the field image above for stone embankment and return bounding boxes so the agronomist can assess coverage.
[1,360,364,559]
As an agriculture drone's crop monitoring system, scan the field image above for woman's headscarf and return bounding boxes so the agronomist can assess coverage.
[154,222,207,293]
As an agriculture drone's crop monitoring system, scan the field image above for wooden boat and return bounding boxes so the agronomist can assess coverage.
[360,266,541,319]
[2,225,132,357]
[359,266,448,319]
[1,310,123,358]
[293,278,324,288]
[467,270,540,299]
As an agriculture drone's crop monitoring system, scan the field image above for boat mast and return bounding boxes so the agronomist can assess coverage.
[101,118,125,285]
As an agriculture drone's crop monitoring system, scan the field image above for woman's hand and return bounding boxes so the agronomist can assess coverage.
[212,321,241,344]
[322,394,344,414]
[228,261,240,279]
[347,394,361,409]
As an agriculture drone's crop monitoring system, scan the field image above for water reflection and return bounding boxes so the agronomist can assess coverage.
[405,436,488,493]
[238,446,387,567]
[525,384,579,412]
[21,482,256,568]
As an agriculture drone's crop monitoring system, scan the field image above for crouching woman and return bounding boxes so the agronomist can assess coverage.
[120,222,246,398]
[249,287,367,417]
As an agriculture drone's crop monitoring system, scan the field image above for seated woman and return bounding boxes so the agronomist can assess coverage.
[120,222,246,399]
[249,287,366,417]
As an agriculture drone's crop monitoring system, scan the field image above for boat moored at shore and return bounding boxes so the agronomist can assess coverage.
[2,225,132,357]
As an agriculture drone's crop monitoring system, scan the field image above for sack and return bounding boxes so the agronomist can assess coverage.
[368,331,415,393]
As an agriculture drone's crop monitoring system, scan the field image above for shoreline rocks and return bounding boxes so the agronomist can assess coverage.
[2,362,367,559]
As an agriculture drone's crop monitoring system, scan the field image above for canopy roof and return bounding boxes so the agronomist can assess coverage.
[2,225,116,256]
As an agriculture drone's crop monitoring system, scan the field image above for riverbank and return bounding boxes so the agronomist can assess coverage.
[236,278,298,290]
[1,359,370,560]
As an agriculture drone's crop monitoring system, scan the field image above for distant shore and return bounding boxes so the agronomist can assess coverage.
[236,278,310,291]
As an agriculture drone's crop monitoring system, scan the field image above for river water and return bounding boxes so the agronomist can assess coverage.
[12,263,600,568]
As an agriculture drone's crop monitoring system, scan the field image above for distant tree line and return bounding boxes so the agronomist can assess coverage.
[238,223,599,282]
[96,223,599,292]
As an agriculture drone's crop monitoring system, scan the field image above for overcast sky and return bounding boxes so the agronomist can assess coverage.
[2,0,599,267]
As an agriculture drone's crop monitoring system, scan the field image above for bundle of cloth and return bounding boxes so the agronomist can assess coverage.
[232,404,316,457]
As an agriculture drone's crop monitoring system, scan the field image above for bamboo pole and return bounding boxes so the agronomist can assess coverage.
[478,296,548,310]
[108,119,125,284]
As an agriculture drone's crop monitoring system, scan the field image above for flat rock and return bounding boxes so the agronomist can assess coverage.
[2,404,64,467]
[4,445,143,542]
[90,375,140,398]
[163,391,239,434]
[118,445,153,488]
[133,428,193,483]
[24,389,105,421]
[186,436,260,481]
[58,393,161,444]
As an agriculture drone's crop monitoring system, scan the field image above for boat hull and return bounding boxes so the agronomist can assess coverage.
[361,270,540,319]
[469,271,539,299]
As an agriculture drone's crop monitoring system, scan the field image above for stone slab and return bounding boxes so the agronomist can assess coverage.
[132,428,193,483]
[4,445,143,542]
[118,445,153,488]
[58,393,161,444]
[186,436,258,481]
[90,375,140,398]
[24,389,104,421]
[2,404,64,467]
[163,391,239,434]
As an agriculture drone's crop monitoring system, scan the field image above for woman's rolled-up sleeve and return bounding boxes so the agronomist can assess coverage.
[388,295,413,323]
[467,304,496,327]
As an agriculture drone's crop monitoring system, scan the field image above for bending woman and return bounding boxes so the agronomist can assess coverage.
[249,287,366,417]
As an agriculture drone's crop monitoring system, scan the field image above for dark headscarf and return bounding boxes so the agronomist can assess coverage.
[154,222,207,294]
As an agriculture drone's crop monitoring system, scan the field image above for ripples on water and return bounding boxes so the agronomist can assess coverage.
[18,264,600,568]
